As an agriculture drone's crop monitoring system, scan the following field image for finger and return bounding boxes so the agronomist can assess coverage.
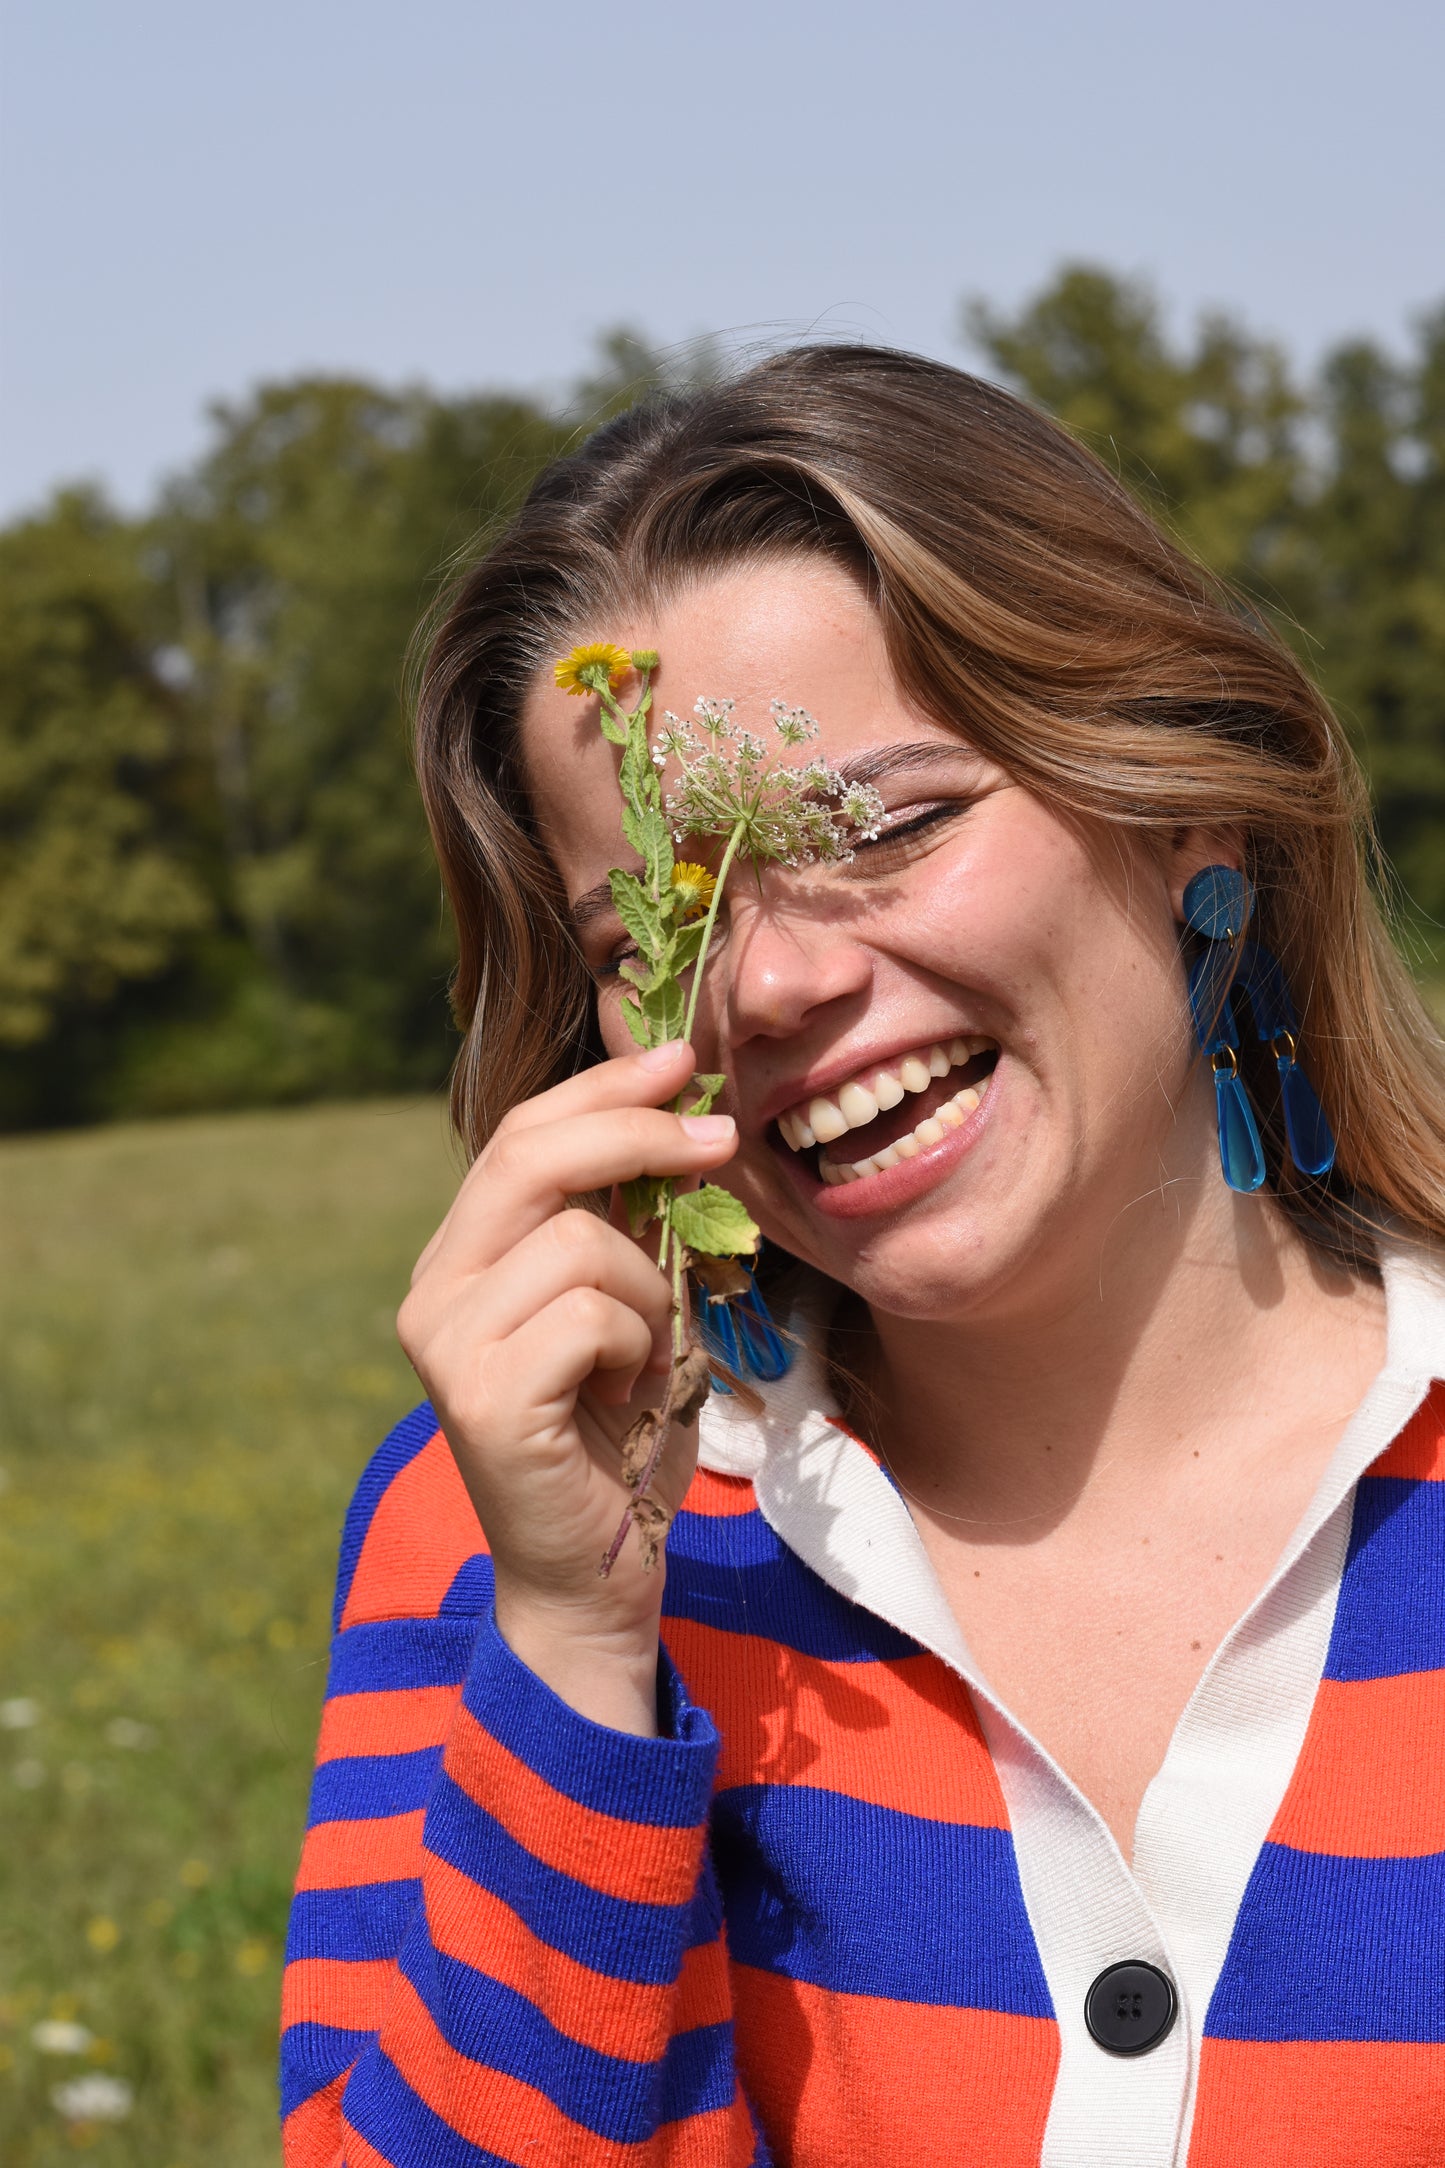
[411,1042,697,1282]
[430,1106,737,1274]
[498,1040,697,1137]
[488,1288,658,1431]
[422,1211,675,1373]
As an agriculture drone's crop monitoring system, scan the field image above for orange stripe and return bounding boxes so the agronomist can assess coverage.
[732,1964,1057,2168]
[282,1956,397,2034]
[294,1811,426,1893]
[426,1848,731,2060]
[336,2118,394,2168]
[424,1851,676,2062]
[679,1467,759,1517]
[1268,1670,1445,1857]
[381,1968,745,2167]
[444,1701,705,1907]
[341,1433,487,1629]
[317,1684,461,1766]
[664,1615,1008,1830]
[1369,1384,1445,1482]
[281,2068,350,2168]
[1189,2038,1445,2165]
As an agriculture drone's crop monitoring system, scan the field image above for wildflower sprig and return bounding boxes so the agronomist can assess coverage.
[554,643,884,1573]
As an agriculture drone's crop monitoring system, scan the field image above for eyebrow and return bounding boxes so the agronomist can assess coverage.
[566,740,974,935]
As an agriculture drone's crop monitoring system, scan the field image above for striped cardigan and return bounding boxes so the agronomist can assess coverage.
[281,1246,1445,2165]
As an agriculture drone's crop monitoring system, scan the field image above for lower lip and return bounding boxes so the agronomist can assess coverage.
[780,1067,1000,1220]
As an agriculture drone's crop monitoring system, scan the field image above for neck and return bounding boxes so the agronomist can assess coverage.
[846,1173,1377,1537]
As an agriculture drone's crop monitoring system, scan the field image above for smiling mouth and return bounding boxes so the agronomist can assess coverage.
[774,1036,1000,1187]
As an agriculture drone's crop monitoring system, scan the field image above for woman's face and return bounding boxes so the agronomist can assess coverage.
[521,558,1224,1326]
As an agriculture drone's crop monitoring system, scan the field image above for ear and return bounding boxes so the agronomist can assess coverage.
[1165,827,1244,925]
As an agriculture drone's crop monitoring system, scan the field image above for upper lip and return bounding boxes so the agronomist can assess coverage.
[752,1027,998,1133]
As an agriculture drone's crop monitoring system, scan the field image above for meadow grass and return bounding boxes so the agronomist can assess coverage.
[0,1098,461,2164]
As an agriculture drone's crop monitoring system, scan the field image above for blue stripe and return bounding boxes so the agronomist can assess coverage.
[1207,1842,1445,2041]
[308,1746,443,1828]
[463,1614,718,1826]
[333,1403,439,1633]
[714,1785,1052,2018]
[340,2045,521,2168]
[327,1617,477,1698]
[399,1939,733,2143]
[279,2022,369,2118]
[424,1769,696,1987]
[441,1552,495,1614]
[1326,1476,1445,1680]
[660,2018,736,2123]
[664,1531,921,1664]
[285,1883,422,1965]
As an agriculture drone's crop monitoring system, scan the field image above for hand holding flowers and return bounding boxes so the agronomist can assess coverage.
[554,644,884,1572]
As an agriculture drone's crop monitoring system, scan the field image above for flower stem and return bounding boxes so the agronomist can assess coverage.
[681,819,745,1048]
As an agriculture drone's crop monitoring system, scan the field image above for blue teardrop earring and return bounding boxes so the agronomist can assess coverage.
[1182,866,1336,1193]
[696,1250,793,1392]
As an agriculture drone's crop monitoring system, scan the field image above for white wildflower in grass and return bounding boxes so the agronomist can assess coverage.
[552,645,884,1579]
[104,1716,156,1750]
[32,2020,93,2055]
[0,1697,40,1729]
[51,2072,134,2123]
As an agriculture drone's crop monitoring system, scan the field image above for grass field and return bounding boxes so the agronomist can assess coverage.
[0,1098,461,2164]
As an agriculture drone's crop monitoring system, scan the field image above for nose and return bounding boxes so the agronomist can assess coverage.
[722,891,873,1043]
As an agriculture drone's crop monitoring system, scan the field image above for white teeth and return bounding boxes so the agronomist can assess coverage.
[781,1041,998,1161]
[809,1096,849,1144]
[837,1080,879,1128]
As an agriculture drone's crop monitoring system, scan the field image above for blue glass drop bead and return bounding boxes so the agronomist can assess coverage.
[1215,1065,1267,1192]
[1278,1055,1336,1178]
[733,1285,792,1383]
[1183,866,1253,943]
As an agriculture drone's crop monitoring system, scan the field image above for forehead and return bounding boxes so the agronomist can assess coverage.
[520,558,956,904]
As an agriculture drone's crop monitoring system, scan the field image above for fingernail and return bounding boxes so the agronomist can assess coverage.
[679,1114,735,1141]
[639,1039,688,1071]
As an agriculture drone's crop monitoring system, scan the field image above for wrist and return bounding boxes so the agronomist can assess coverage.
[493,1579,663,1737]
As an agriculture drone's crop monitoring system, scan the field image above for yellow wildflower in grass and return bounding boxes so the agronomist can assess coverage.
[669,863,717,920]
[554,642,634,697]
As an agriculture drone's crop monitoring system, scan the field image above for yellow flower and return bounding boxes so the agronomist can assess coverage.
[670,863,717,919]
[554,642,634,697]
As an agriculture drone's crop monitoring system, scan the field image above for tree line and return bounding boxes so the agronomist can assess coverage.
[2,271,1442,1130]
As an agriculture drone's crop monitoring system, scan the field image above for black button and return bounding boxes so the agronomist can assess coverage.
[1085,1962,1177,2055]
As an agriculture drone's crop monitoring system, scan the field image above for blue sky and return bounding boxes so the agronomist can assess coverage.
[3,0,1442,520]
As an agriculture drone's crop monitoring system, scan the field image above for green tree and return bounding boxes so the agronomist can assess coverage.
[0,491,212,1123]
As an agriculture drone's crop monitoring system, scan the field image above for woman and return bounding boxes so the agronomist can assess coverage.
[280,347,1445,2167]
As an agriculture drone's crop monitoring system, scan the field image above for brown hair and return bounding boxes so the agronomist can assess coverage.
[411,342,1445,1266]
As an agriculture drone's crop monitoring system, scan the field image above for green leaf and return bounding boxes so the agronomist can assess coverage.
[639,976,685,1043]
[619,995,651,1047]
[598,708,628,746]
[621,1174,671,1236]
[683,1071,725,1115]
[671,1184,759,1258]
[609,870,665,959]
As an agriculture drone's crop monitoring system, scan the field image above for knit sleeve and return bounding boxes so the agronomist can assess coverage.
[280,1416,767,2167]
